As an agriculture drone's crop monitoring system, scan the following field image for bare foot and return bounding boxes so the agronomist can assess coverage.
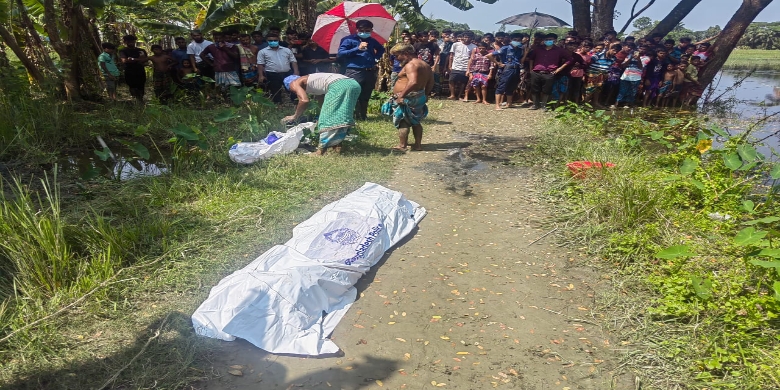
[447,96,458,100]
[391,146,408,152]
[411,145,423,151]
[460,98,469,102]
[495,107,504,111]
[473,100,482,104]
[310,148,325,156]
[482,101,491,105]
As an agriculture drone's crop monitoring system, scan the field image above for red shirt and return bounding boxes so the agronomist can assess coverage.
[201,43,238,72]
[527,46,572,72]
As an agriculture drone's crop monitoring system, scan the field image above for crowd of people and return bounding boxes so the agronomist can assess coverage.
[95,21,716,153]
[389,28,715,110]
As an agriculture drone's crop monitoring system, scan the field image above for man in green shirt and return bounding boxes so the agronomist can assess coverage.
[98,42,121,101]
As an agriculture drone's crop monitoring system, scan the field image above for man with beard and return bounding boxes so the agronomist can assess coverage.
[187,30,214,97]
[388,43,433,152]
[118,35,149,102]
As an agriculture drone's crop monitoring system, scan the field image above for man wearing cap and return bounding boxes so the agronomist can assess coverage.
[337,19,385,120]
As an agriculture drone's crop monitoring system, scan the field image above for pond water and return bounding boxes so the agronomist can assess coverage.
[57,148,167,181]
[707,70,780,149]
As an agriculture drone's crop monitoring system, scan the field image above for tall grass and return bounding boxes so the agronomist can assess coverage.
[0,175,132,305]
[724,49,780,71]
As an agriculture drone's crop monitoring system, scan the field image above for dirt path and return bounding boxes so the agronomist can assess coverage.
[200,101,633,390]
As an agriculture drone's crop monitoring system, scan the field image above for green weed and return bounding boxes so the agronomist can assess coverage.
[530,108,780,388]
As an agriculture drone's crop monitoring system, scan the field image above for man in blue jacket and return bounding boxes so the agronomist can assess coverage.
[338,19,385,120]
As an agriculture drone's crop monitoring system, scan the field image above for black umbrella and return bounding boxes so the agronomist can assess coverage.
[497,10,570,29]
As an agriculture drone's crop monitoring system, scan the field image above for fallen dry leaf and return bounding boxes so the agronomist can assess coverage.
[376,380,383,387]
[404,353,411,360]
[228,369,243,376]
[229,365,243,370]
[440,336,450,340]
[396,338,406,342]
[456,352,470,355]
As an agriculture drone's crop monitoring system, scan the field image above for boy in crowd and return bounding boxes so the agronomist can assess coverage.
[584,43,619,108]
[118,35,148,102]
[489,32,524,109]
[447,31,476,100]
[171,37,189,69]
[300,35,333,75]
[98,43,120,101]
[237,34,259,86]
[251,31,265,49]
[465,42,494,104]
[149,44,175,103]
[199,31,241,97]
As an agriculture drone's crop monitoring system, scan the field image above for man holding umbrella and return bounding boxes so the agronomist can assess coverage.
[338,20,385,120]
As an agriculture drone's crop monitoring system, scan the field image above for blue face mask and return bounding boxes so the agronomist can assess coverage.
[357,32,371,39]
[268,41,279,48]
[510,41,521,47]
[544,40,555,47]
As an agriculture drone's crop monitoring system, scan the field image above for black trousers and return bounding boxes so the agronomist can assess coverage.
[264,71,291,104]
[125,68,146,100]
[530,71,555,95]
[345,68,377,120]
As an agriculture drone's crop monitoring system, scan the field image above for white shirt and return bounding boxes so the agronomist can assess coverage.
[257,46,297,73]
[305,73,349,95]
[451,42,476,71]
[187,40,213,63]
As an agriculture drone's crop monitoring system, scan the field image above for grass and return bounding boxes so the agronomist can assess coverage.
[724,49,780,71]
[0,88,402,388]
[525,107,780,389]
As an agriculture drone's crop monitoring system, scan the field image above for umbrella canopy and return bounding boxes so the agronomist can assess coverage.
[497,11,570,29]
[312,1,397,54]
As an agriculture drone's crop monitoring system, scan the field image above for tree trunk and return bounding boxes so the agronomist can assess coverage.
[645,0,702,39]
[44,0,102,101]
[571,0,592,37]
[698,0,774,88]
[0,24,44,82]
[591,0,618,39]
[15,0,58,77]
[288,0,318,33]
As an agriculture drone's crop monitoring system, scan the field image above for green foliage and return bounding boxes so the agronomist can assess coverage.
[531,107,780,388]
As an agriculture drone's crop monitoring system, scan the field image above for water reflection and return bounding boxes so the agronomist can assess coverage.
[708,70,780,151]
[58,149,167,181]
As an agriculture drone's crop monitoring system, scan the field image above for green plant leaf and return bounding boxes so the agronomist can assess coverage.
[757,248,780,258]
[734,227,768,246]
[127,142,150,160]
[647,130,664,140]
[134,125,149,136]
[774,281,780,301]
[737,144,759,163]
[749,259,780,270]
[742,200,755,213]
[214,108,240,123]
[680,157,698,175]
[709,124,729,138]
[771,164,780,179]
[94,147,111,161]
[656,245,695,259]
[170,124,200,141]
[743,216,780,226]
[690,179,705,190]
[691,276,713,300]
[723,153,742,170]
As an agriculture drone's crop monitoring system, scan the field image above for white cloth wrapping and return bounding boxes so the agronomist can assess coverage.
[191,183,426,355]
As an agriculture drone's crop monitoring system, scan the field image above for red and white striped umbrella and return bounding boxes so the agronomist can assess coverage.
[312,1,397,54]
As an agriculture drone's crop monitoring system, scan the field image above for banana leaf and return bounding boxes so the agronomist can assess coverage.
[21,0,45,17]
[200,3,293,33]
[136,19,190,34]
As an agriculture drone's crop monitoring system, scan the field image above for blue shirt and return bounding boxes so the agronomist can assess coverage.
[171,48,189,68]
[589,52,615,73]
[498,45,523,66]
[390,55,402,73]
[337,34,385,69]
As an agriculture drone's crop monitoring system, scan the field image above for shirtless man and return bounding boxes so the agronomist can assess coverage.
[390,43,433,152]
[149,45,175,103]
